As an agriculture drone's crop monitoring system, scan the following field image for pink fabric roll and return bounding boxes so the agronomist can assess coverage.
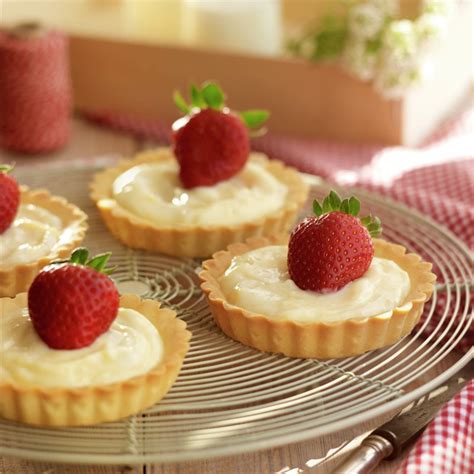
[0,27,71,154]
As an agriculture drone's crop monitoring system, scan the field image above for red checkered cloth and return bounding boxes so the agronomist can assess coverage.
[85,108,473,473]
[253,111,474,251]
[397,378,474,474]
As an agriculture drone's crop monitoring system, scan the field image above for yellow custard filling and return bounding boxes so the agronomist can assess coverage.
[0,204,63,267]
[219,245,411,323]
[112,153,288,227]
[0,306,163,388]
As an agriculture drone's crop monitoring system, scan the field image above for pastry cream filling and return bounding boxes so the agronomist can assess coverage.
[0,204,62,267]
[219,246,411,322]
[112,155,288,227]
[0,307,163,388]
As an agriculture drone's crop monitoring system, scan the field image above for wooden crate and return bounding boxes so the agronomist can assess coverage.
[70,36,403,145]
[68,1,472,146]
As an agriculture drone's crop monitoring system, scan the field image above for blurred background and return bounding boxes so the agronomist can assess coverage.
[2,0,464,53]
[1,0,473,147]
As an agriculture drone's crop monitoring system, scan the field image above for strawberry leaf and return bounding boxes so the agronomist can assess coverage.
[0,164,15,174]
[102,266,117,276]
[361,215,382,237]
[340,199,350,214]
[173,81,267,136]
[322,195,332,213]
[173,90,190,114]
[202,82,225,109]
[51,248,116,274]
[70,247,89,265]
[329,190,341,209]
[240,110,270,129]
[369,216,382,237]
[87,252,113,274]
[348,196,360,216]
[313,199,323,216]
[190,84,206,109]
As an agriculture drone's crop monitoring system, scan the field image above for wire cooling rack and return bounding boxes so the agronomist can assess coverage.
[1,162,472,464]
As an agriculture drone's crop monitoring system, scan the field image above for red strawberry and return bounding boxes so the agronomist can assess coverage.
[172,82,269,188]
[173,108,249,188]
[287,191,382,292]
[0,165,20,234]
[28,248,119,350]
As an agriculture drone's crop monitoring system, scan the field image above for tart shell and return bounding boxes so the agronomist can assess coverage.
[0,187,88,297]
[0,293,191,426]
[90,148,309,258]
[200,236,436,359]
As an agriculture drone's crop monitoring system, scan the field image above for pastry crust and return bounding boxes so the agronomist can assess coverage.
[0,293,191,426]
[0,187,88,297]
[90,148,309,258]
[200,236,436,359]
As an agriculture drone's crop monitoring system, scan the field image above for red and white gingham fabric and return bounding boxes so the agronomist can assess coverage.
[398,378,474,474]
[84,107,474,473]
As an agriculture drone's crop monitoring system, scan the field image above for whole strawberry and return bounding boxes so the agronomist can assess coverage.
[172,82,269,188]
[288,191,382,292]
[0,164,20,234]
[28,248,119,350]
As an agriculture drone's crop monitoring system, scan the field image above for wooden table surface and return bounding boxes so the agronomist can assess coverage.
[0,117,458,474]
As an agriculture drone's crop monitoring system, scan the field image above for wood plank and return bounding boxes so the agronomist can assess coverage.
[69,35,403,145]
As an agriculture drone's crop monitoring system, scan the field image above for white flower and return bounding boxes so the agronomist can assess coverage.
[382,20,418,63]
[368,0,399,17]
[341,38,378,81]
[374,62,421,99]
[381,46,418,74]
[416,12,446,48]
[286,0,447,100]
[348,3,385,40]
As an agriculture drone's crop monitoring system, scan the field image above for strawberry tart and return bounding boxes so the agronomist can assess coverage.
[90,82,309,257]
[200,191,436,359]
[0,248,190,426]
[0,165,87,297]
